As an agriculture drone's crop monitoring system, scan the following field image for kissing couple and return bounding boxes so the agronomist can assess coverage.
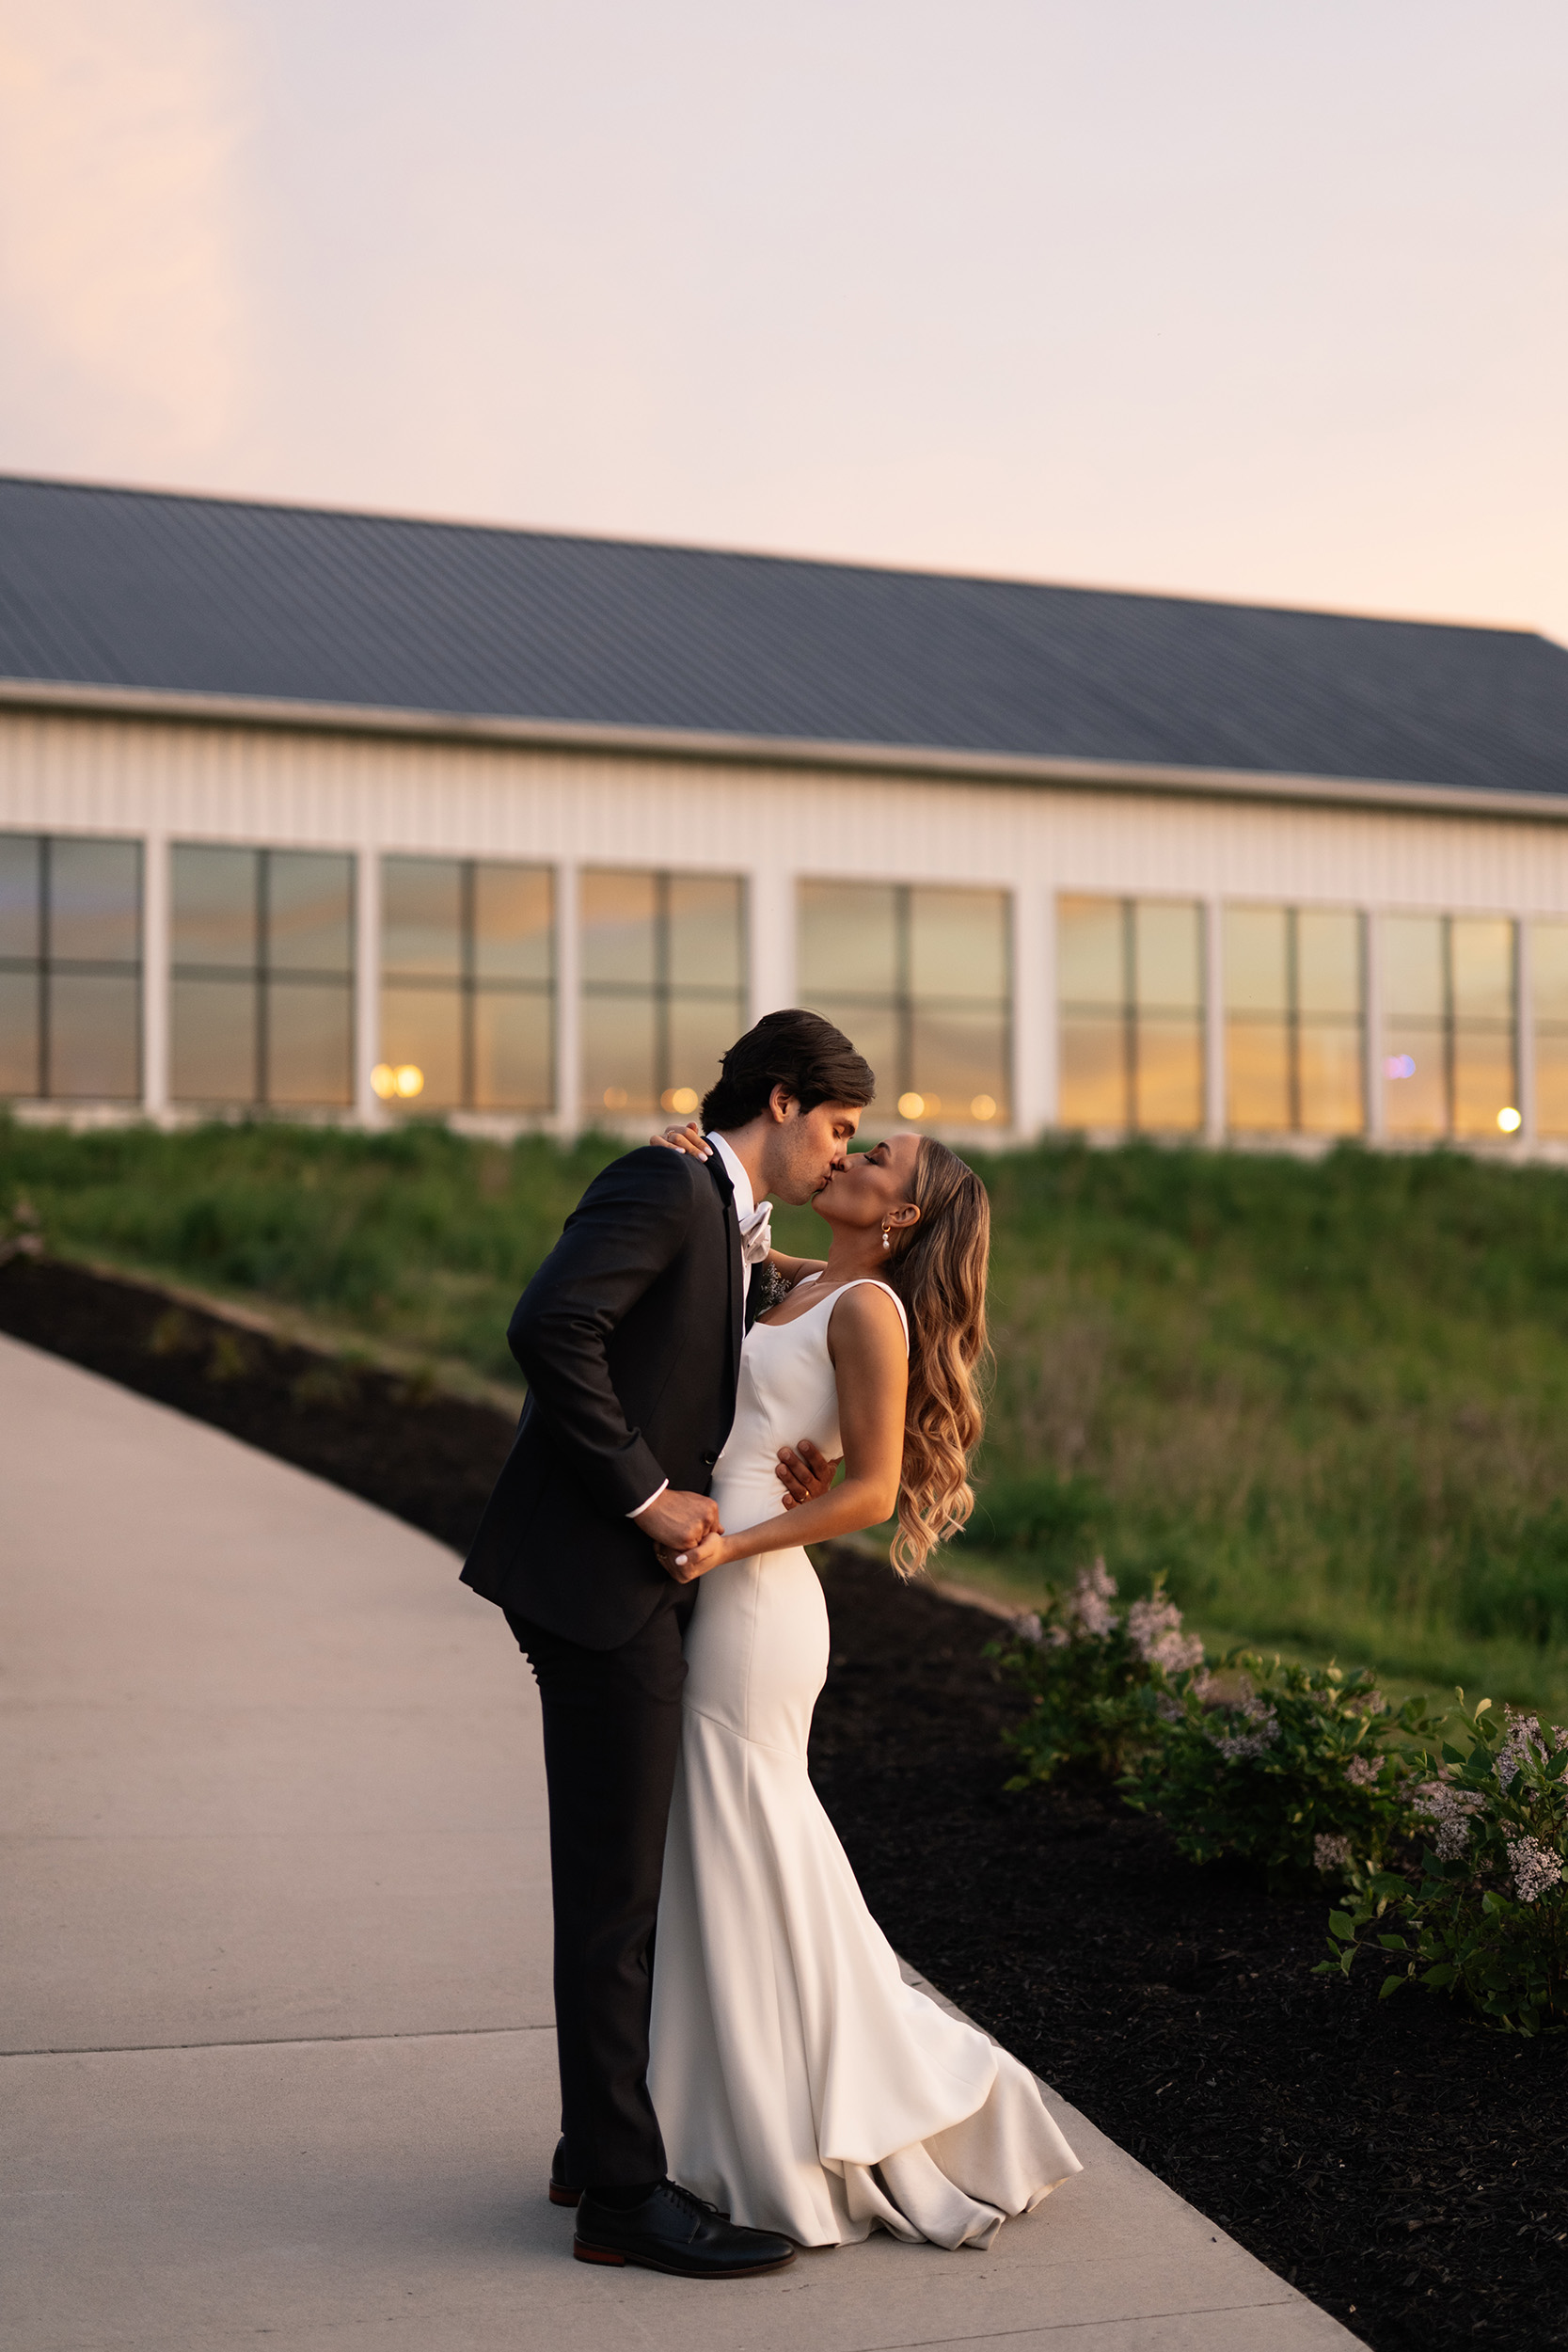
[461,1009,1080,2280]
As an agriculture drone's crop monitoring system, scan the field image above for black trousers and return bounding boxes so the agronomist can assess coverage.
[506,1597,691,2189]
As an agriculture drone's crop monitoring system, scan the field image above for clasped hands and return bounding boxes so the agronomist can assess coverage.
[644,1436,840,1585]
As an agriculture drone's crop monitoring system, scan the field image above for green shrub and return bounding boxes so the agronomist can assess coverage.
[0,1190,42,1265]
[990,1561,1206,1786]
[1120,1653,1440,1885]
[1320,1697,1568,2035]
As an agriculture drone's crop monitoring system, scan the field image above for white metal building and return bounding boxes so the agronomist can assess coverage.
[4,475,1568,1153]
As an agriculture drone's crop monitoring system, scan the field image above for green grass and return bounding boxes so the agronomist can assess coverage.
[0,1116,623,1393]
[6,1116,1568,1720]
[956,1139,1568,1723]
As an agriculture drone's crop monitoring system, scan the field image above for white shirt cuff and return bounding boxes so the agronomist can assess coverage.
[627,1480,670,1520]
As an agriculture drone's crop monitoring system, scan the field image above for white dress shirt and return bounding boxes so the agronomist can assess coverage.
[706,1132,757,1278]
[628,1132,764,1521]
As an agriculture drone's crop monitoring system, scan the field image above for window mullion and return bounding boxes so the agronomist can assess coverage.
[895,883,912,1101]
[1442,914,1455,1137]
[1122,898,1136,1133]
[461,859,477,1110]
[256,850,271,1108]
[1509,917,1520,1120]
[38,834,52,1101]
[655,870,672,1106]
[1286,907,1301,1134]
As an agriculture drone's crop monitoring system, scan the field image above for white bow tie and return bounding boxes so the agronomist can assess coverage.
[737,1202,773,1263]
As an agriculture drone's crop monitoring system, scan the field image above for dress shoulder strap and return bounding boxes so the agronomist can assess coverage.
[831,1276,911,1355]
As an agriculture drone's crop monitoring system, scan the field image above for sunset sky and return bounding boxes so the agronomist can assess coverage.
[0,0,1563,642]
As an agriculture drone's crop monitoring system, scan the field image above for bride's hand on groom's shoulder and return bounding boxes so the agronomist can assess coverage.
[649,1120,709,1158]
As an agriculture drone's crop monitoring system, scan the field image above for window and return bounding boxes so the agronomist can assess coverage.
[1535,922,1568,1138]
[171,846,354,1106]
[1383,914,1516,1139]
[380,857,553,1111]
[797,881,1009,1125]
[1057,897,1204,1131]
[580,870,746,1119]
[0,833,142,1101]
[1225,906,1364,1135]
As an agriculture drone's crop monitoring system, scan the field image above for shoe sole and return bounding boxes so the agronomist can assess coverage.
[574,2239,795,2278]
[549,2183,581,2208]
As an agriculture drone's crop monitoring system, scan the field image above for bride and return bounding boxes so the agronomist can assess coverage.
[643,1125,1081,2251]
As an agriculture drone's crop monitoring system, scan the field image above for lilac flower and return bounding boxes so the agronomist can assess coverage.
[1014,1612,1045,1646]
[1503,1833,1564,1906]
[1126,1595,1205,1677]
[1344,1756,1380,1789]
[1151,1629,1205,1674]
[1209,1701,1279,1762]
[1126,1594,1180,1655]
[1414,1780,1485,1861]
[1314,1833,1353,1871]
[1497,1713,1548,1789]
[1068,1558,1119,1640]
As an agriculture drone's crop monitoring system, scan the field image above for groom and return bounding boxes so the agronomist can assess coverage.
[462,1008,875,2278]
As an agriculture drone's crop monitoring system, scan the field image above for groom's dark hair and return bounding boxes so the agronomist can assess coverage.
[702,1009,875,1132]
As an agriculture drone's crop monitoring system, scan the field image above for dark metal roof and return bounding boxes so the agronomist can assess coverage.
[1,474,1565,799]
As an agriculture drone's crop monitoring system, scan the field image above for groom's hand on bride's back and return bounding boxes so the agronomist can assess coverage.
[775,1438,841,1509]
[636,1489,721,1550]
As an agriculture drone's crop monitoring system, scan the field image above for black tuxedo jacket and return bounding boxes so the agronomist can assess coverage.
[460,1145,743,1649]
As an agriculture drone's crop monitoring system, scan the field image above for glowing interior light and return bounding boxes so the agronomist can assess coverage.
[896,1091,926,1119]
[971,1094,997,1120]
[371,1063,398,1100]
[394,1064,424,1098]
[662,1087,700,1115]
[1384,1055,1417,1080]
[602,1087,628,1110]
[1497,1106,1522,1133]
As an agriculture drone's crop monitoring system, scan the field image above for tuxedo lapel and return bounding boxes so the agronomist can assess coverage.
[706,1152,744,1388]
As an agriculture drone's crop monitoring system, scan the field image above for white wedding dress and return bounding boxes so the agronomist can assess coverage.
[648,1275,1082,2250]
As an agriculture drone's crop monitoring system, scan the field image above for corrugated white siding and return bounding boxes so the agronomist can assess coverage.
[6,707,1568,1139]
[8,707,1568,908]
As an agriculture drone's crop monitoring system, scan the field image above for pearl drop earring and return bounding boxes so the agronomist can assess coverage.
[880,1224,892,1251]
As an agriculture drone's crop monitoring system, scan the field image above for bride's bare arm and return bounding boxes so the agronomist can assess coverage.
[765,1245,828,1286]
[648,1122,827,1287]
[649,1119,709,1157]
[657,1286,908,1581]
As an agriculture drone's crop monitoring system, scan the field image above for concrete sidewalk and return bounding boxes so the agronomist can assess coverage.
[2,1333,1363,2350]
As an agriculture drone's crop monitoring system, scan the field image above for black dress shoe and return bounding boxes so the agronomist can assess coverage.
[548,2138,580,2209]
[574,2179,796,2278]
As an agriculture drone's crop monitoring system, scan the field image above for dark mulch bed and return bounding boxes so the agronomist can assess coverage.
[809,1549,1568,2352]
[7,1254,1566,2350]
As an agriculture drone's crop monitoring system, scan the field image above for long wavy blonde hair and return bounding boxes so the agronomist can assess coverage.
[882,1136,991,1577]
